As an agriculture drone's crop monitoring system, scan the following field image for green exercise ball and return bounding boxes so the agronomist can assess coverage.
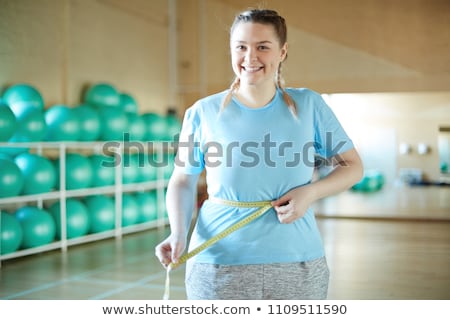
[84,83,120,108]
[125,113,146,141]
[142,112,168,141]
[55,153,93,190]
[44,105,80,141]
[84,195,115,233]
[14,153,56,195]
[166,114,181,142]
[1,212,23,254]
[2,83,44,115]
[15,206,56,249]
[120,93,138,114]
[48,199,90,239]
[97,105,128,141]
[14,107,47,141]
[122,194,140,227]
[73,104,101,141]
[352,170,385,192]
[0,157,24,197]
[135,191,158,223]
[136,153,157,182]
[122,153,140,184]
[0,101,17,142]
[89,154,115,187]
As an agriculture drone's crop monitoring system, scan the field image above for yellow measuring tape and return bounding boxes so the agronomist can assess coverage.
[163,197,273,300]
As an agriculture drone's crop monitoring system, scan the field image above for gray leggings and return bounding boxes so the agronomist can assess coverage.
[185,257,329,300]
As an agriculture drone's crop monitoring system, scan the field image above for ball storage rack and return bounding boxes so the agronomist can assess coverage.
[0,141,172,267]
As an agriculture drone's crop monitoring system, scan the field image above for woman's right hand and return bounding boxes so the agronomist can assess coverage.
[155,234,186,269]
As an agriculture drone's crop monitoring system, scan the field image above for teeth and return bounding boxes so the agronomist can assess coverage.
[243,66,262,72]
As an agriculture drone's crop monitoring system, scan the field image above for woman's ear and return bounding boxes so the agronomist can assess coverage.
[280,42,288,62]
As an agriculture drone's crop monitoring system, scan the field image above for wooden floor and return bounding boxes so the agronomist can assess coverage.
[1,217,449,300]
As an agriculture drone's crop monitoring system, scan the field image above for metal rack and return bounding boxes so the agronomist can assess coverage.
[0,141,172,267]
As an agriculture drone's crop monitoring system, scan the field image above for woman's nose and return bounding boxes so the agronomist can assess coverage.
[245,48,257,62]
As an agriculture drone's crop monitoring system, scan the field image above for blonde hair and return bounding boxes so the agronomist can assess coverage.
[220,9,297,116]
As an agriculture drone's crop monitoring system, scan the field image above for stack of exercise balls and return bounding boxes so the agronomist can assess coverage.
[351,169,385,193]
[0,82,179,255]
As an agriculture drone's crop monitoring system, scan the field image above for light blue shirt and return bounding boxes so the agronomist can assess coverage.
[175,88,354,265]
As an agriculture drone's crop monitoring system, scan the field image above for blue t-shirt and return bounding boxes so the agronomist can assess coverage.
[175,88,354,265]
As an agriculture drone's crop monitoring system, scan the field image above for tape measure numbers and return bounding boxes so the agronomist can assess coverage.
[163,197,273,299]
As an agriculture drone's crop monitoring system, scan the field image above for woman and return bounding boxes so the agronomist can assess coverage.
[155,9,363,300]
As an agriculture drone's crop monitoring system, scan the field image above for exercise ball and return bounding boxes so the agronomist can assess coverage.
[122,194,140,227]
[0,134,30,156]
[84,195,115,233]
[14,153,56,195]
[122,153,140,184]
[166,114,181,142]
[162,153,175,179]
[15,206,56,249]
[125,113,146,141]
[135,191,158,223]
[97,105,128,141]
[1,212,23,254]
[0,157,24,197]
[120,93,138,114]
[136,153,157,182]
[73,104,101,141]
[84,83,120,108]
[2,83,44,115]
[0,101,16,142]
[352,170,385,192]
[44,105,80,141]
[55,153,93,190]
[13,107,47,142]
[142,112,168,141]
[89,154,115,187]
[48,199,90,239]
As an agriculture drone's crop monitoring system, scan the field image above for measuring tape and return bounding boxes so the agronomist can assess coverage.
[163,197,273,300]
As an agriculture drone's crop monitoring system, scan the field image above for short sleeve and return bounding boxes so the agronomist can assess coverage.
[174,104,205,174]
[313,94,354,158]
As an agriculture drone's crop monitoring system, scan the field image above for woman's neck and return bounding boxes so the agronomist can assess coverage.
[234,83,277,108]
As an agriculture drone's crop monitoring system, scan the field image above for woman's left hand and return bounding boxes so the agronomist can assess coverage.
[271,185,314,224]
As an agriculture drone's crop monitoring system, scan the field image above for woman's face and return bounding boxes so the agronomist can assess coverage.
[230,22,287,89]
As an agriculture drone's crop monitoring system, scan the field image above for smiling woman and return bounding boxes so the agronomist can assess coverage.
[155,8,363,300]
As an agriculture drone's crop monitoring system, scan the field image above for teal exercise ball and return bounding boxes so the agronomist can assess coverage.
[84,195,115,233]
[44,105,80,141]
[166,114,181,141]
[352,170,385,192]
[0,157,24,197]
[125,113,146,141]
[97,105,128,141]
[48,199,90,239]
[120,93,138,114]
[15,206,56,249]
[84,83,120,108]
[136,153,157,182]
[135,191,158,223]
[14,107,47,141]
[73,104,101,141]
[14,153,56,195]
[122,194,140,227]
[0,101,17,142]
[0,212,23,254]
[55,153,93,190]
[122,153,140,184]
[2,83,44,115]
[89,154,115,187]
[142,112,168,141]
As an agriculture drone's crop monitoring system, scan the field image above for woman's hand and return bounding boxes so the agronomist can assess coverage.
[155,234,186,268]
[271,185,314,224]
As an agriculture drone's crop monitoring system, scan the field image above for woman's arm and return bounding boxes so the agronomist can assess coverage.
[272,148,363,224]
[155,169,200,266]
